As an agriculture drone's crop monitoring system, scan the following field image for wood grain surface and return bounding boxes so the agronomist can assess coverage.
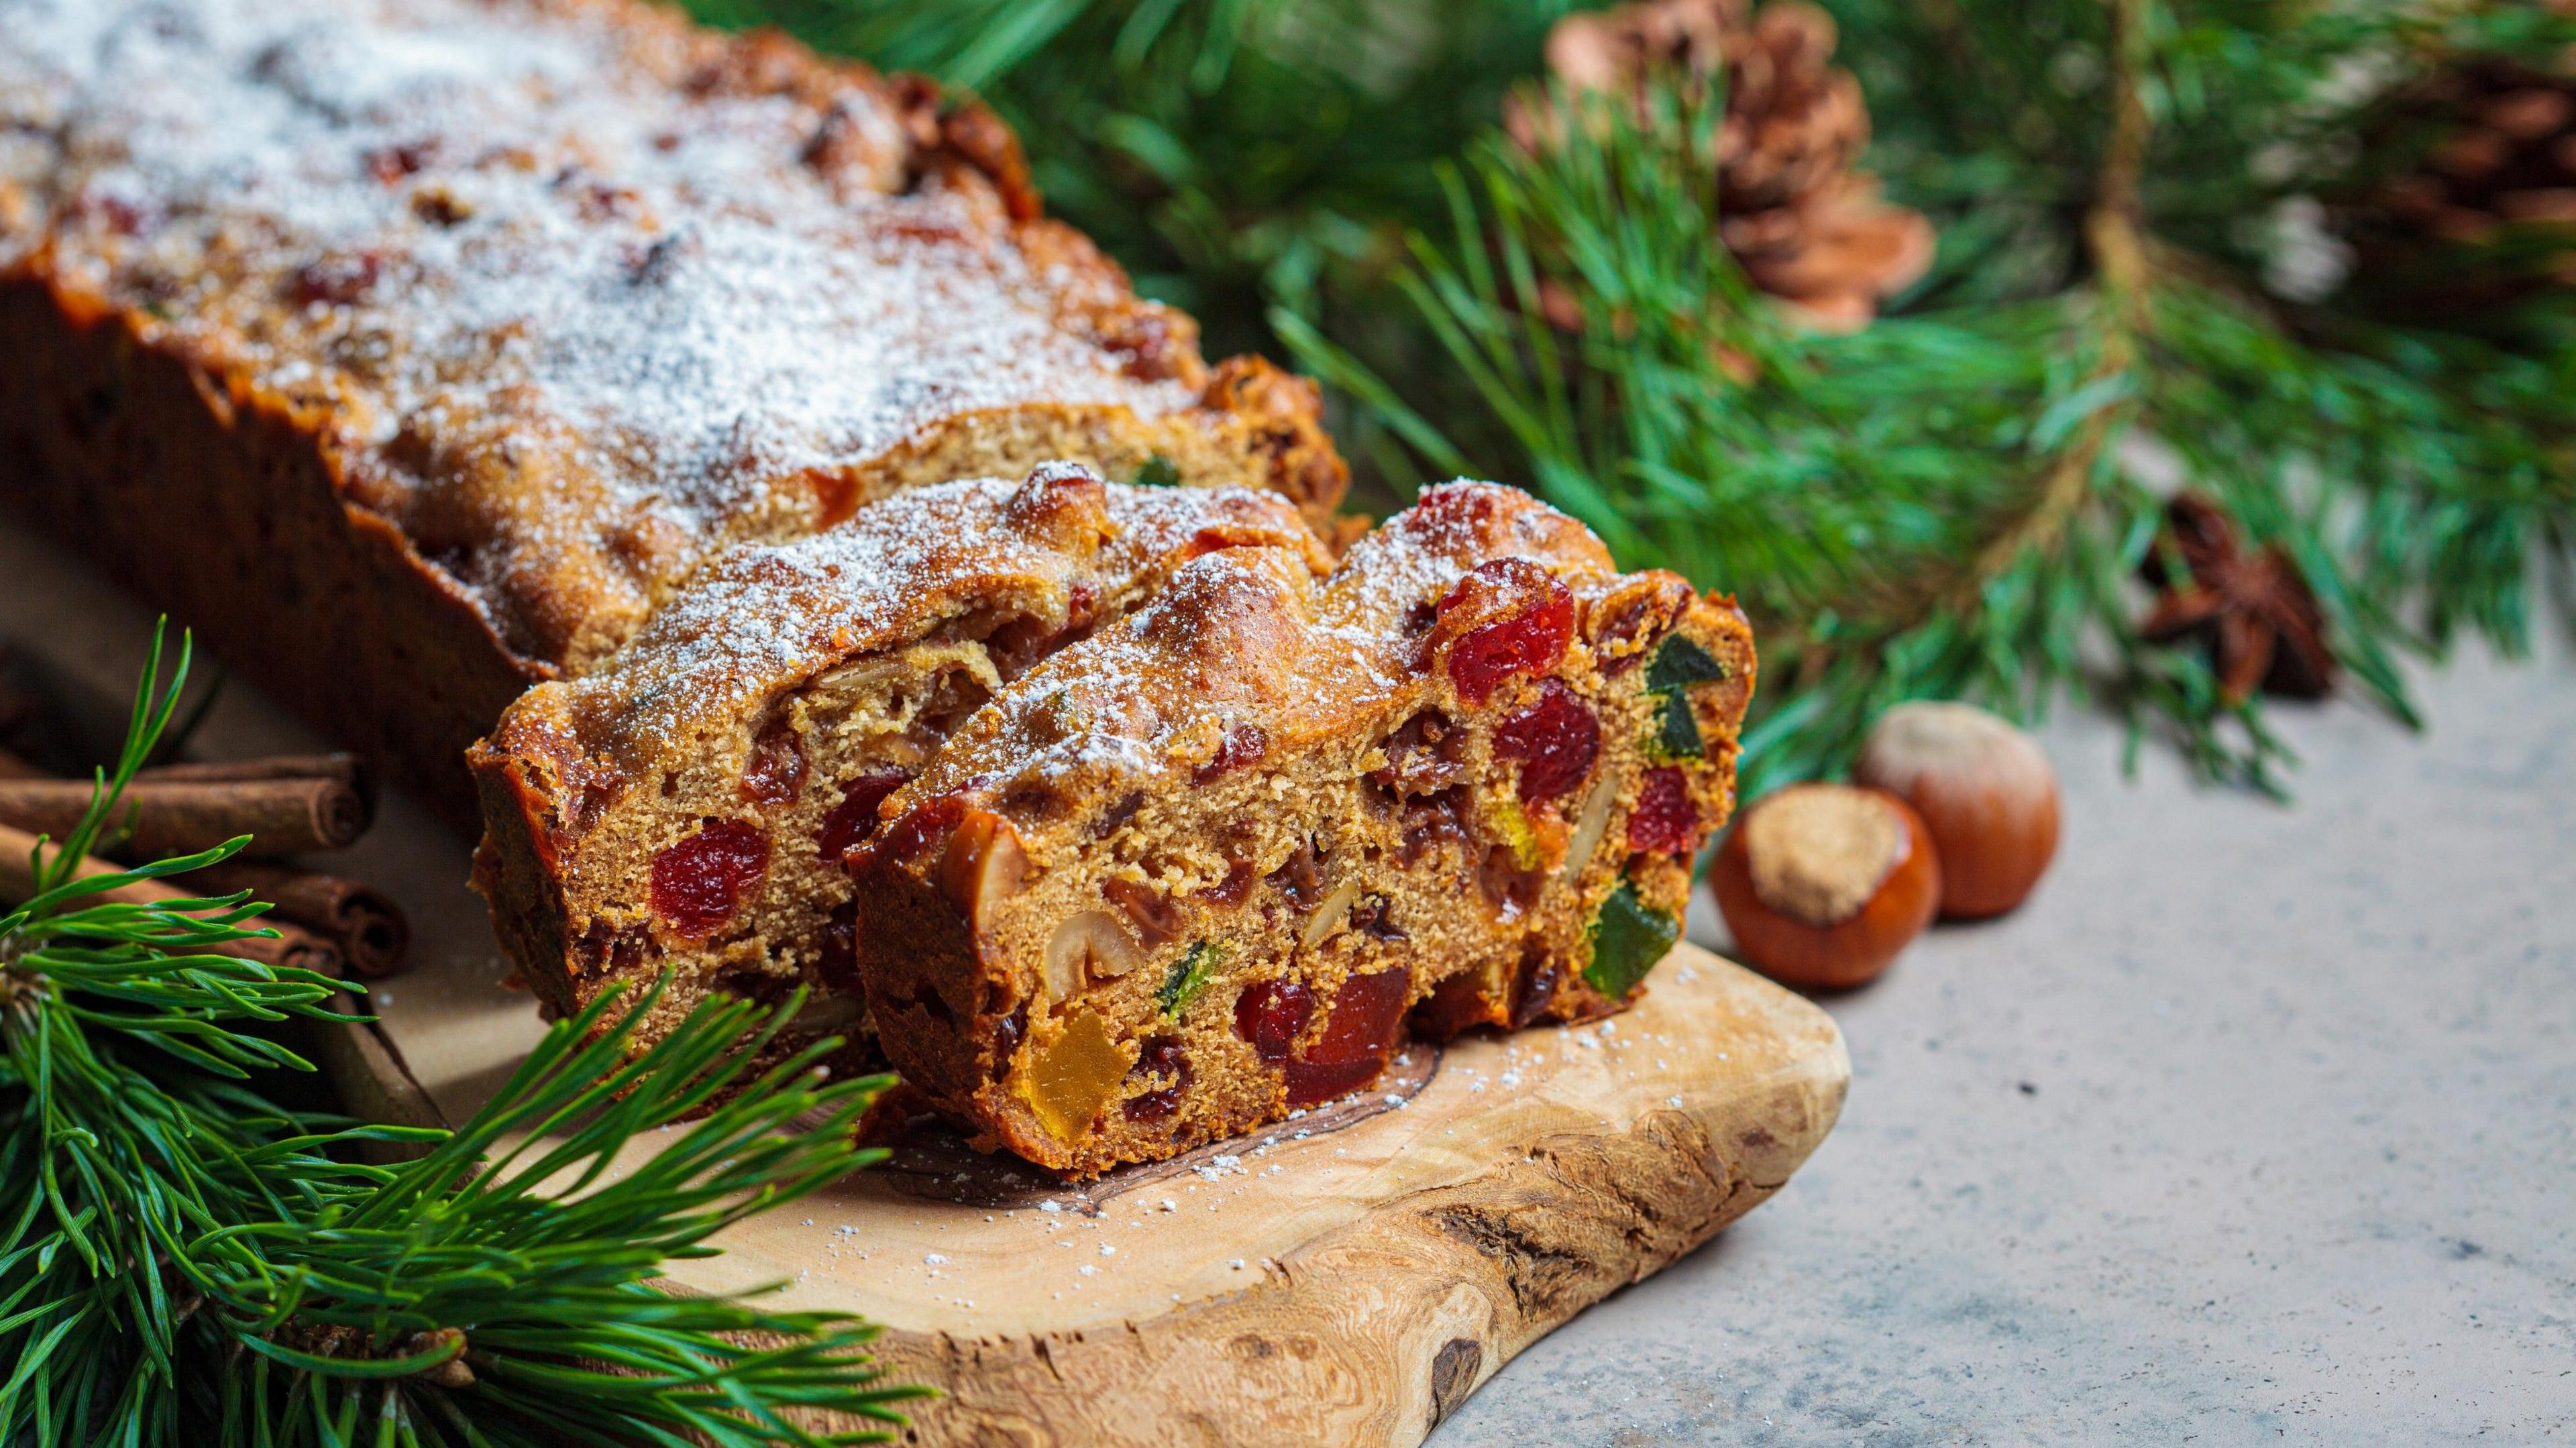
[343,943,1846,1447]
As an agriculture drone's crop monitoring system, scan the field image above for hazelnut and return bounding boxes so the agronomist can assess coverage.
[1709,783,1940,990]
[939,808,1026,931]
[1852,702,2059,919]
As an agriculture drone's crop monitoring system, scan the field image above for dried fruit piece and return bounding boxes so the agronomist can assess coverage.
[1490,797,1548,871]
[1646,689,1704,761]
[1479,844,1546,919]
[1587,576,1691,674]
[1626,767,1700,855]
[1493,679,1602,804]
[1645,634,1729,692]
[1193,722,1271,785]
[1399,786,1472,864]
[1411,972,1494,1039]
[1233,978,1315,1066]
[740,715,807,805]
[1370,709,1466,794]
[818,768,912,862]
[1509,946,1562,1027]
[1202,857,1257,907]
[1641,632,1723,761]
[1102,876,1185,947]
[1267,840,1326,909]
[1020,1011,1129,1142]
[1436,560,1576,707]
[1285,966,1412,1106]
[1583,880,1676,999]
[1158,940,1223,1016]
[1350,896,1406,940]
[991,1001,1028,1065]
[1124,1036,1193,1124]
[649,820,770,938]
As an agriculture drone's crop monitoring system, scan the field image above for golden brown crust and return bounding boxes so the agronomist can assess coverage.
[852,483,1758,1176]
[0,0,1345,821]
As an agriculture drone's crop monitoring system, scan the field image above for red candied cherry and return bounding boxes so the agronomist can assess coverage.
[1436,559,1574,708]
[651,820,771,938]
[1284,967,1411,1107]
[818,768,914,863]
[1492,679,1601,804]
[1627,767,1701,854]
[1234,978,1316,1066]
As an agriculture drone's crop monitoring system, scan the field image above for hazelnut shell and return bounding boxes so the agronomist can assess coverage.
[1710,783,1940,991]
[1852,701,2059,919]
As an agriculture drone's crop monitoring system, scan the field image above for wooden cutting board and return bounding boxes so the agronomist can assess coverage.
[335,943,1846,1448]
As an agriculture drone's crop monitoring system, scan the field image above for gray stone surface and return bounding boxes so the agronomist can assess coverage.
[1435,621,2576,1446]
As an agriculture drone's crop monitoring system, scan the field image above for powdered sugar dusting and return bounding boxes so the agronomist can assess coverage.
[0,0,1197,661]
[562,476,1313,766]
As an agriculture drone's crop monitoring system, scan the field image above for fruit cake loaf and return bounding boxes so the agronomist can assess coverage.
[0,0,1344,826]
[469,465,1330,1070]
[851,482,1757,1176]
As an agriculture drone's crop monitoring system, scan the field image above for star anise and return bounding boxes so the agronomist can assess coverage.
[2137,494,2337,705]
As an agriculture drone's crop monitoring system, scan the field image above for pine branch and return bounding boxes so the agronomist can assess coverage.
[0,624,922,1446]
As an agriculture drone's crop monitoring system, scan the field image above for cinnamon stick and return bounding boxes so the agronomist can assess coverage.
[142,753,377,814]
[0,822,343,977]
[182,858,411,979]
[0,775,369,858]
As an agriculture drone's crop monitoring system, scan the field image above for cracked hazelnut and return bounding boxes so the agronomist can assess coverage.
[1853,701,2059,920]
[939,808,1026,932]
[1710,783,1939,989]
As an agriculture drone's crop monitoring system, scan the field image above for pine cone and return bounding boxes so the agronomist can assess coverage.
[1519,0,1932,331]
[2337,53,2576,320]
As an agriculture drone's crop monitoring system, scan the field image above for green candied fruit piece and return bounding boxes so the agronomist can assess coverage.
[1132,454,1181,488]
[1493,796,1548,869]
[1158,940,1223,1015]
[1584,881,1678,1000]
[1643,688,1705,762]
[1644,633,1727,693]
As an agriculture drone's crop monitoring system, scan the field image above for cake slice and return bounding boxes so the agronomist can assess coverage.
[468,465,1329,1068]
[849,482,1757,1176]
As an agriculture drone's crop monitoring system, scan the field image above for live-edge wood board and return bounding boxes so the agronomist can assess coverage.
[342,944,1846,1448]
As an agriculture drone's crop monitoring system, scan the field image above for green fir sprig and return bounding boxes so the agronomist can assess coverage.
[0,624,921,1445]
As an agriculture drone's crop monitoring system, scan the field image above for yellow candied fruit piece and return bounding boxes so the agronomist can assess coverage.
[1019,1010,1130,1142]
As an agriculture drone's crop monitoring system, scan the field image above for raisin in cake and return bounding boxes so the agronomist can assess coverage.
[470,465,1329,1068]
[851,482,1757,1176]
[0,0,1344,824]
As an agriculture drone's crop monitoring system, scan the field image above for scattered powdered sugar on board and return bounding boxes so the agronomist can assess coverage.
[0,0,1196,659]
